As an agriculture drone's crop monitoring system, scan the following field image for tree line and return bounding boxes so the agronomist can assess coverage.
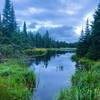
[0,0,76,57]
[76,3,100,60]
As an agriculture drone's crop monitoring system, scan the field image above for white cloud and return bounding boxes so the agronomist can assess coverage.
[16,7,47,17]
[83,11,94,22]
[74,26,82,36]
[58,9,75,15]
[35,20,62,28]
[28,7,47,14]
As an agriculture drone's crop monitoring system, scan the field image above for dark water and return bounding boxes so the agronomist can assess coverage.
[30,52,76,100]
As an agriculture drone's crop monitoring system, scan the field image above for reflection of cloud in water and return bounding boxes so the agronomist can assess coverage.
[31,53,76,100]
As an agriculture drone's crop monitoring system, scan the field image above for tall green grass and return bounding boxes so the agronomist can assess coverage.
[57,58,100,100]
[0,59,36,100]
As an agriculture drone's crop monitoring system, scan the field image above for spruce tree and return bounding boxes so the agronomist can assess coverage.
[76,27,85,57]
[0,14,2,32]
[43,31,50,48]
[77,19,91,57]
[35,32,42,48]
[83,19,91,55]
[0,14,3,42]
[2,0,16,38]
[23,21,27,36]
[88,4,100,60]
[21,22,31,49]
[10,3,17,32]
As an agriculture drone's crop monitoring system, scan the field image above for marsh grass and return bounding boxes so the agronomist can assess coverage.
[0,59,36,100]
[57,58,100,100]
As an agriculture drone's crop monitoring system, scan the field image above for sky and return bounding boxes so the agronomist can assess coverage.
[0,0,99,42]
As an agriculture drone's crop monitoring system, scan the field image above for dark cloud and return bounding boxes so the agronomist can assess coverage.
[0,0,99,42]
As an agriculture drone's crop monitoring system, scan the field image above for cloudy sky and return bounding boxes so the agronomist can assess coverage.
[0,0,99,42]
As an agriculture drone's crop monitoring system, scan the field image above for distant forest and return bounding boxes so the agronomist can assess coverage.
[0,0,76,58]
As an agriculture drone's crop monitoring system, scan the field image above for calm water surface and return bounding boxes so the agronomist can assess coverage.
[30,53,76,100]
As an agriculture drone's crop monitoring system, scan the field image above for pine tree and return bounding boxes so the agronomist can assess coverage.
[88,4,100,60]
[10,3,17,32]
[35,32,42,48]
[43,31,51,48]
[2,0,16,38]
[0,14,2,32]
[85,19,91,38]
[23,21,27,36]
[20,22,31,49]
[77,19,91,57]
[76,27,85,57]
[0,14,3,41]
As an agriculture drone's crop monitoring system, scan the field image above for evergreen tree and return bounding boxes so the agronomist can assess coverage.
[23,21,27,36]
[35,32,42,48]
[0,14,2,32]
[20,22,31,49]
[3,0,16,38]
[43,31,51,48]
[88,4,100,60]
[76,27,85,57]
[83,19,91,55]
[85,19,91,38]
[77,19,91,57]
[10,3,17,32]
[0,14,3,43]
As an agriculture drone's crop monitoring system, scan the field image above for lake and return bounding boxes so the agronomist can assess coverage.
[30,52,76,100]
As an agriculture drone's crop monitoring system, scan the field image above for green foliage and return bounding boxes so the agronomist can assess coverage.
[0,44,14,57]
[57,59,100,100]
[24,48,47,57]
[24,48,76,57]
[0,59,36,100]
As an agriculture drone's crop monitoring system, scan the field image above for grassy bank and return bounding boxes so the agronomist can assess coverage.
[24,48,76,57]
[0,59,36,100]
[57,56,100,100]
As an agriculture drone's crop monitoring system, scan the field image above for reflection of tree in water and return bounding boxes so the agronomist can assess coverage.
[33,50,67,68]
[56,65,64,71]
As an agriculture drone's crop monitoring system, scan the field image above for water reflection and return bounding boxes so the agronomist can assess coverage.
[56,65,64,71]
[32,50,67,68]
[30,52,76,100]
